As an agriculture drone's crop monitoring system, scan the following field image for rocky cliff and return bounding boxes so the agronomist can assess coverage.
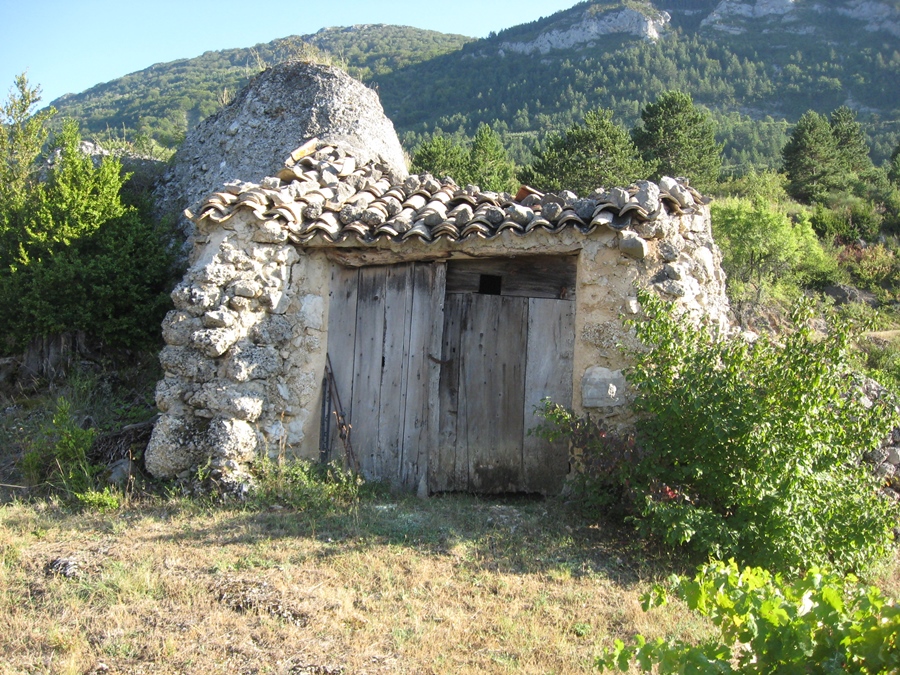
[701,0,900,37]
[500,5,671,55]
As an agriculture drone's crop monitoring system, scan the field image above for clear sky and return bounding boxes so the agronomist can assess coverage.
[1,0,578,107]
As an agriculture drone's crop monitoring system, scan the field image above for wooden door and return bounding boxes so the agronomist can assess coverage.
[325,262,445,492]
[434,256,576,494]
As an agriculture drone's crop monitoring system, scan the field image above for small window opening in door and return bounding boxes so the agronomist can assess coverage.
[478,274,502,295]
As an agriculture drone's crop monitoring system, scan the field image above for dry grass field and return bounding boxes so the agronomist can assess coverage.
[0,481,720,675]
[1,381,898,675]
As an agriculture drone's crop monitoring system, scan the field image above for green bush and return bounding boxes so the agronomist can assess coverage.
[0,76,177,354]
[533,401,642,520]
[21,397,99,495]
[537,291,899,575]
[809,193,893,245]
[251,458,363,513]
[599,560,900,673]
[858,336,900,395]
[711,197,841,317]
[626,290,897,574]
[837,243,899,297]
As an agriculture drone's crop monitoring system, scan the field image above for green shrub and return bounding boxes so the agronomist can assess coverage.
[626,290,898,574]
[251,458,363,514]
[711,198,841,319]
[858,336,900,395]
[837,243,899,297]
[811,197,883,243]
[599,560,900,673]
[75,486,122,512]
[533,401,642,520]
[21,397,99,495]
[0,75,177,354]
[538,291,899,574]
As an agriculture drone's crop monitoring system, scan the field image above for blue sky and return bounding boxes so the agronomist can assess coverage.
[1,0,578,107]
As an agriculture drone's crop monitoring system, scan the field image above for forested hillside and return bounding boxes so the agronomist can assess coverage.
[48,1,900,174]
[49,26,472,149]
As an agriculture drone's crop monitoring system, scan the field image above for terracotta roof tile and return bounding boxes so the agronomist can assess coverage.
[190,139,708,245]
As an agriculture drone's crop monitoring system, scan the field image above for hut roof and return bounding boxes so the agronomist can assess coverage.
[188,138,708,246]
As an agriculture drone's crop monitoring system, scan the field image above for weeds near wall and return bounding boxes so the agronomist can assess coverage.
[250,458,364,515]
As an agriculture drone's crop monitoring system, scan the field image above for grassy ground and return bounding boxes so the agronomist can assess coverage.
[0,483,719,675]
[2,367,898,674]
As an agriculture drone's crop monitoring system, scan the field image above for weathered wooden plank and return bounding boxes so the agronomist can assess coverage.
[422,262,446,495]
[462,295,527,493]
[445,255,577,299]
[523,298,576,494]
[350,266,388,480]
[378,264,414,488]
[325,265,360,462]
[436,293,465,492]
[400,263,445,493]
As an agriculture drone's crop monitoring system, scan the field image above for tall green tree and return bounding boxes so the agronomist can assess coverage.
[0,75,175,353]
[411,123,517,193]
[466,123,518,193]
[829,105,872,175]
[0,75,55,213]
[0,76,56,264]
[631,91,723,192]
[781,110,843,204]
[711,197,836,319]
[519,108,652,194]
[888,143,900,187]
[410,134,467,182]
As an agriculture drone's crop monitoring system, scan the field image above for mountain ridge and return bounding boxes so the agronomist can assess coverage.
[45,1,900,172]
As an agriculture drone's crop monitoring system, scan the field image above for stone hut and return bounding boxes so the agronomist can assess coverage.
[145,138,730,495]
[144,60,729,495]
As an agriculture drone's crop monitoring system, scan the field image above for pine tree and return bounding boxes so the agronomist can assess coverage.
[781,110,843,204]
[889,144,900,187]
[0,75,56,266]
[411,124,518,193]
[465,123,518,193]
[410,135,467,181]
[829,106,872,175]
[631,91,723,192]
[519,108,652,194]
[0,75,175,352]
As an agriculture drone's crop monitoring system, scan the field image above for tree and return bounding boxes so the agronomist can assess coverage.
[519,108,652,194]
[711,197,836,319]
[0,75,175,353]
[410,134,467,182]
[465,123,517,193]
[0,75,56,267]
[781,110,843,204]
[411,123,517,193]
[631,91,723,192]
[829,105,872,175]
[888,143,900,187]
[0,75,55,217]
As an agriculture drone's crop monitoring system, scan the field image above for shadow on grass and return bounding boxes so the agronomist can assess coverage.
[153,486,694,587]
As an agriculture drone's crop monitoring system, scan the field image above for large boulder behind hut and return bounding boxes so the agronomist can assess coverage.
[155,60,408,239]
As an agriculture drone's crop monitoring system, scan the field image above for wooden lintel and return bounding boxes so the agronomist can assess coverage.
[323,244,583,268]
